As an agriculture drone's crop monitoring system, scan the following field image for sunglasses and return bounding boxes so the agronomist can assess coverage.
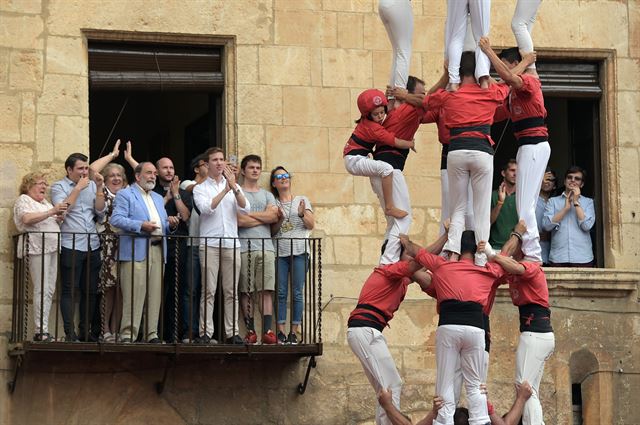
[274,173,290,180]
[197,162,208,168]
[566,175,582,182]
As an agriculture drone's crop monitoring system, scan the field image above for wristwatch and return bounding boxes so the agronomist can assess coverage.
[173,193,181,201]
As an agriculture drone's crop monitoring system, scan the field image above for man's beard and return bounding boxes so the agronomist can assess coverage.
[142,180,155,191]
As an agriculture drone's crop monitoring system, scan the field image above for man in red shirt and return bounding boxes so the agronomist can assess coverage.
[402,230,506,425]
[479,37,548,264]
[347,232,448,425]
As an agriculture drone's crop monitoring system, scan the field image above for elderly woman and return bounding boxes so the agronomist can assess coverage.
[14,172,67,341]
[270,166,314,345]
[90,141,127,343]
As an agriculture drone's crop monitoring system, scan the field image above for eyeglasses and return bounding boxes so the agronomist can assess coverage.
[197,163,208,168]
[274,173,290,180]
[566,175,582,182]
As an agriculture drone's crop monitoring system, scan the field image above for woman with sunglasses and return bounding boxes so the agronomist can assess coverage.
[270,167,314,345]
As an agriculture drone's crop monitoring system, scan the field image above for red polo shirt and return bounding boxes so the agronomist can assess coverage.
[508,261,550,308]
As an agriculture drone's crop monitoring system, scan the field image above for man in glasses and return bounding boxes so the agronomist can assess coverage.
[542,166,596,267]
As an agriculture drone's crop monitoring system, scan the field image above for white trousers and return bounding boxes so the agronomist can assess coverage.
[440,169,475,236]
[29,252,58,334]
[446,0,491,83]
[435,325,489,425]
[379,0,414,89]
[345,155,394,178]
[200,247,241,339]
[444,150,493,264]
[370,170,412,264]
[516,331,555,425]
[347,327,403,425]
[512,0,542,69]
[516,142,550,262]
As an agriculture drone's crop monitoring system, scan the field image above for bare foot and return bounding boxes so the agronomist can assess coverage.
[385,206,408,219]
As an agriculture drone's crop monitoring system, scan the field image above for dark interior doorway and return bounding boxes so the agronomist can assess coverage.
[89,91,220,182]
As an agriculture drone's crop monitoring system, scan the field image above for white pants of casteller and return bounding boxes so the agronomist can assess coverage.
[345,155,394,178]
[435,325,489,425]
[516,331,555,425]
[516,142,550,262]
[379,0,413,89]
[347,327,403,425]
[29,252,58,334]
[444,150,493,264]
[445,0,491,83]
[512,0,542,69]
[440,169,475,235]
[370,170,412,264]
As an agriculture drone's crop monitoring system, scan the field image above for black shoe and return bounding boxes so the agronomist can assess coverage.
[196,335,210,344]
[225,335,243,345]
[277,331,288,345]
[65,333,79,342]
[148,338,162,344]
[78,333,99,342]
[287,332,299,345]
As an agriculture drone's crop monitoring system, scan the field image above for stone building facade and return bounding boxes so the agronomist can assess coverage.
[0,0,639,424]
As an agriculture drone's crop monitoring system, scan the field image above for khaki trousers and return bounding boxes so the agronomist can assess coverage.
[199,247,240,339]
[119,245,163,341]
[29,252,58,334]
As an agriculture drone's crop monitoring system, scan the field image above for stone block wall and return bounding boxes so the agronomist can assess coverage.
[1,1,639,424]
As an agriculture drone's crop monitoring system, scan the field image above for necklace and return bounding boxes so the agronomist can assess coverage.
[278,197,294,233]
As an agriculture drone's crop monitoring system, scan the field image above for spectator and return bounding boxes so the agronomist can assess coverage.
[542,166,596,267]
[178,153,209,342]
[237,155,279,345]
[489,160,519,252]
[270,166,314,345]
[90,141,127,343]
[536,168,556,265]
[13,172,67,341]
[110,162,172,343]
[193,147,250,345]
[52,153,105,342]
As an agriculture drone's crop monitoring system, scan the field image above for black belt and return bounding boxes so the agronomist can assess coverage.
[450,124,490,137]
[350,133,375,150]
[448,138,494,155]
[150,239,163,246]
[345,149,370,156]
[517,136,548,146]
[356,303,391,322]
[513,116,545,133]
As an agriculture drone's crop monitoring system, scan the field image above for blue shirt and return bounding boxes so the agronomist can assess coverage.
[536,196,551,264]
[542,193,595,264]
[51,177,104,251]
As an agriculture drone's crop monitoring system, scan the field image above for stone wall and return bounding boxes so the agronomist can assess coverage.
[1,1,639,424]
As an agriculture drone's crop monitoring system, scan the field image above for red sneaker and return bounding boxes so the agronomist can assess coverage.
[244,330,257,344]
[262,330,277,345]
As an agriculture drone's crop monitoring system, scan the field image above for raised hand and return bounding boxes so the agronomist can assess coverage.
[498,182,507,203]
[111,139,121,157]
[223,165,237,188]
[478,36,491,53]
[93,171,104,187]
[170,175,181,197]
[298,199,306,217]
[515,381,533,400]
[76,176,90,191]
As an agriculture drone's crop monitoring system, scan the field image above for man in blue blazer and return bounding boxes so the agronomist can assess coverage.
[111,162,175,343]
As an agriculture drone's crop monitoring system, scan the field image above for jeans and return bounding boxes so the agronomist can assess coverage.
[60,247,101,338]
[277,254,308,325]
[181,245,201,339]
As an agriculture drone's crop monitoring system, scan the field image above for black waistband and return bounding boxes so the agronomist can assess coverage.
[438,300,485,329]
[373,147,408,170]
[350,133,375,150]
[518,303,553,332]
[356,303,391,322]
[483,314,491,353]
[450,124,491,137]
[348,318,384,333]
[448,139,494,155]
[513,117,545,133]
[440,144,449,170]
[517,136,548,146]
[151,239,163,246]
[345,148,371,156]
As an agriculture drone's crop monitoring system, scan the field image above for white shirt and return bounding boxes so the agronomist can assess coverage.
[181,179,200,247]
[136,184,163,236]
[193,176,250,248]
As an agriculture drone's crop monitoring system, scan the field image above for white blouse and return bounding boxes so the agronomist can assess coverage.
[13,194,60,256]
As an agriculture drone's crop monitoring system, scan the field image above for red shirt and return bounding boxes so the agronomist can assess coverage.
[348,261,419,329]
[423,84,510,142]
[415,249,506,310]
[384,102,426,140]
[508,75,548,140]
[508,261,550,308]
[343,118,396,156]
[422,107,449,145]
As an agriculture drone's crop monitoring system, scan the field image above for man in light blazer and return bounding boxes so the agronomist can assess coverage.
[111,162,176,343]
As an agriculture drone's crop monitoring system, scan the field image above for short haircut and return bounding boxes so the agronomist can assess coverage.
[407,75,425,94]
[204,147,224,161]
[134,161,153,175]
[454,407,470,425]
[64,153,88,171]
[498,47,522,64]
[190,153,208,173]
[545,167,557,179]
[565,165,586,180]
[460,51,476,78]
[241,154,262,170]
[19,172,47,195]
[101,163,128,186]
[502,158,518,172]
[269,165,289,198]
[460,230,477,255]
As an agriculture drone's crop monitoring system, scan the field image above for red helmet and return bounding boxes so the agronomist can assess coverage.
[357,89,387,117]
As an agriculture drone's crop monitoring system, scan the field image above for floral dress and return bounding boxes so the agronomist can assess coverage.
[98,187,118,293]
